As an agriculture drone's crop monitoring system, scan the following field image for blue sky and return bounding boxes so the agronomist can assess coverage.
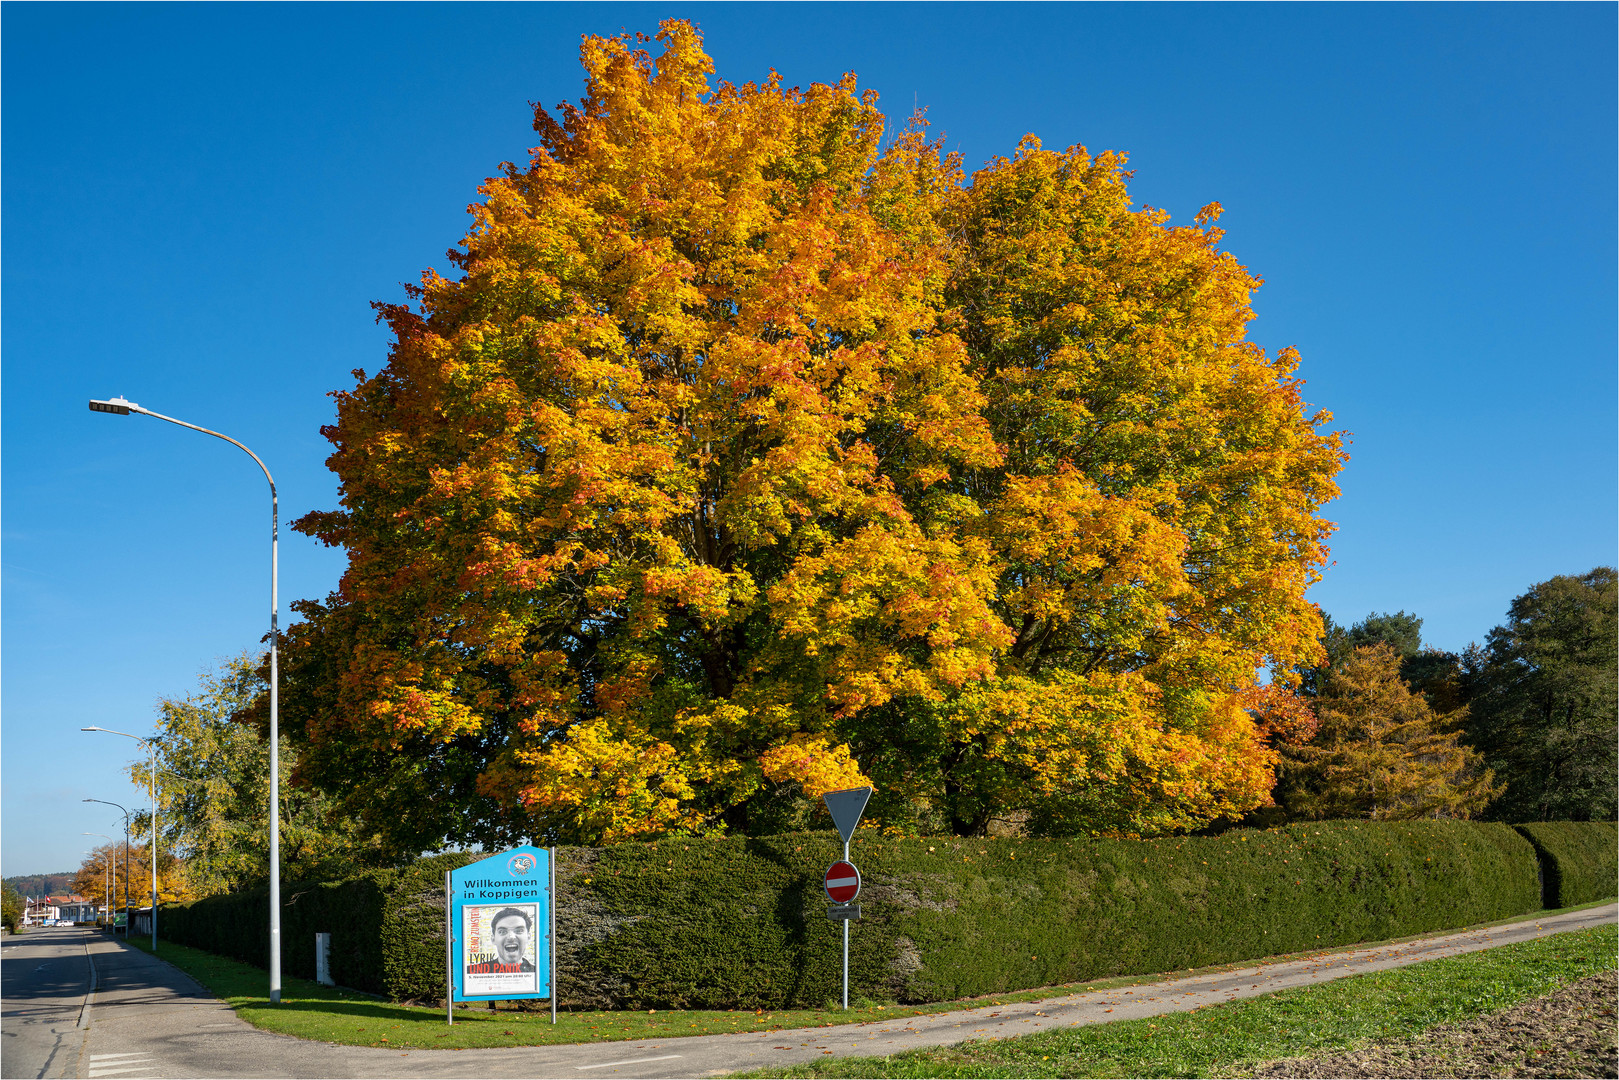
[4,3,1614,877]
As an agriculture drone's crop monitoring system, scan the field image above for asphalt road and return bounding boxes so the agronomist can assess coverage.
[1,926,95,1079]
[5,903,1613,1079]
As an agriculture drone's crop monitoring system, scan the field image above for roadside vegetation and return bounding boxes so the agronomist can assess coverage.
[126,904,1613,1054]
[2,880,23,933]
[728,923,1617,1079]
[127,935,966,1050]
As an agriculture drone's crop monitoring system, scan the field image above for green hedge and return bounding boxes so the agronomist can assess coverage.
[1513,822,1618,908]
[547,820,1536,1008]
[159,820,1540,1009]
[161,869,396,994]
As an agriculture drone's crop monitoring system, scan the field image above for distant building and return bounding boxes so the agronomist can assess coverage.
[55,895,97,923]
[24,894,96,925]
[22,898,58,925]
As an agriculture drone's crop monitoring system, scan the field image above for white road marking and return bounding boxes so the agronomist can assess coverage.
[90,1051,156,1076]
[89,1063,155,1079]
[576,1054,683,1070]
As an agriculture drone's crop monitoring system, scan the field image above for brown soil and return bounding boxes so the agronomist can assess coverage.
[1246,972,1618,1078]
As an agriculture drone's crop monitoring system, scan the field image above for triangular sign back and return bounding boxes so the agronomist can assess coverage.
[822,786,873,846]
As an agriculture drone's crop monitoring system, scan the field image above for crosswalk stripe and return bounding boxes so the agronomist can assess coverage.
[577,1054,682,1070]
[91,1054,148,1061]
[89,1067,153,1078]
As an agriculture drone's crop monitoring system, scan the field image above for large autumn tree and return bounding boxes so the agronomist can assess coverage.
[285,22,1343,851]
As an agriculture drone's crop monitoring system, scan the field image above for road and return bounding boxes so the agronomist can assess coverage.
[1,927,94,1079]
[3,903,1613,1078]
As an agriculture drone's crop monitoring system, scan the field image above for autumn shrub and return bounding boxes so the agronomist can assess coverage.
[1512,821,1618,908]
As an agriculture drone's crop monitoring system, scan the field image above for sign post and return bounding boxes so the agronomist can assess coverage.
[821,786,872,1010]
[444,869,454,1026]
[446,846,554,1024]
[550,848,558,1026]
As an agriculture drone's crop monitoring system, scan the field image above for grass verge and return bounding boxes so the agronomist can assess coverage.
[122,900,1613,1052]
[727,923,1618,1078]
[124,936,940,1050]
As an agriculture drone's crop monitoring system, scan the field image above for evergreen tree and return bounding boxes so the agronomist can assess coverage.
[1469,568,1617,822]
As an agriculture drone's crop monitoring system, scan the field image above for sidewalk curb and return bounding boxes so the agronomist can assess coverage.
[75,942,99,1029]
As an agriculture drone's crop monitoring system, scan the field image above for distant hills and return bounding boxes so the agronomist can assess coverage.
[5,872,77,897]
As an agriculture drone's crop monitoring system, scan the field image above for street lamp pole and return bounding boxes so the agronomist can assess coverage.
[83,728,158,950]
[90,395,282,1002]
[83,834,114,927]
[84,799,130,935]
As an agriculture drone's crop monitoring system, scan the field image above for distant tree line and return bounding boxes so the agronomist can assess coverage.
[3,872,77,898]
[1260,566,1616,827]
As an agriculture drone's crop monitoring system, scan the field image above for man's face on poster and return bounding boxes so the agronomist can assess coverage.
[492,912,530,964]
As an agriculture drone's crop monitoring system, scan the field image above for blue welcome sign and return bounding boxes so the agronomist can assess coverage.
[448,846,551,1003]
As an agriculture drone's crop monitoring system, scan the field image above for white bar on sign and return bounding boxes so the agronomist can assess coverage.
[826,876,858,888]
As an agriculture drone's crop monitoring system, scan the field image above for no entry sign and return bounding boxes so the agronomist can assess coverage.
[824,860,861,903]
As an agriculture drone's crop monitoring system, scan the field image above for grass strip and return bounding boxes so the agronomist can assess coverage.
[729,923,1618,1078]
[123,936,947,1049]
[119,902,1612,1052]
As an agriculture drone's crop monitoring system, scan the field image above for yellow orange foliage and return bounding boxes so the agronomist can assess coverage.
[1277,644,1499,821]
[286,22,1344,848]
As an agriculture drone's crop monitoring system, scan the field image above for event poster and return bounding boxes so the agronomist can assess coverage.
[462,903,540,997]
[448,846,551,1002]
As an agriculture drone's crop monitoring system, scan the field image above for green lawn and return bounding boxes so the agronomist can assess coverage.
[122,901,1614,1055]
[124,936,957,1050]
[727,923,1617,1078]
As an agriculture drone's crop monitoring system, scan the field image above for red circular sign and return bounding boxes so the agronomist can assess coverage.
[824,860,861,903]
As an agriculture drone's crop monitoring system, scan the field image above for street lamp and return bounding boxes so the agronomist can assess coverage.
[83,799,130,935]
[89,394,283,1002]
[83,727,158,951]
[83,833,114,927]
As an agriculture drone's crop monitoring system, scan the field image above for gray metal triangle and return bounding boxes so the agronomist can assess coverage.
[822,786,873,845]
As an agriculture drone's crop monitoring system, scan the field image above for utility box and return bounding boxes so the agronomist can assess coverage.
[315,933,334,986]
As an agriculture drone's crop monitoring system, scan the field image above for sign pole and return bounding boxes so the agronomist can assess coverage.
[550,846,557,1025]
[445,869,453,1026]
[842,835,851,1010]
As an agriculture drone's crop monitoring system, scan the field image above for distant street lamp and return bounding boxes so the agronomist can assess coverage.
[83,799,130,935]
[88,395,283,1002]
[82,833,114,926]
[82,727,158,950]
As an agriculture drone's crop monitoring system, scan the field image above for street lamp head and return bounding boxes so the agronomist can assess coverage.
[81,726,102,732]
[89,397,134,415]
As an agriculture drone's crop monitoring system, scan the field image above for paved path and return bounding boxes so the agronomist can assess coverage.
[29,903,1617,1079]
